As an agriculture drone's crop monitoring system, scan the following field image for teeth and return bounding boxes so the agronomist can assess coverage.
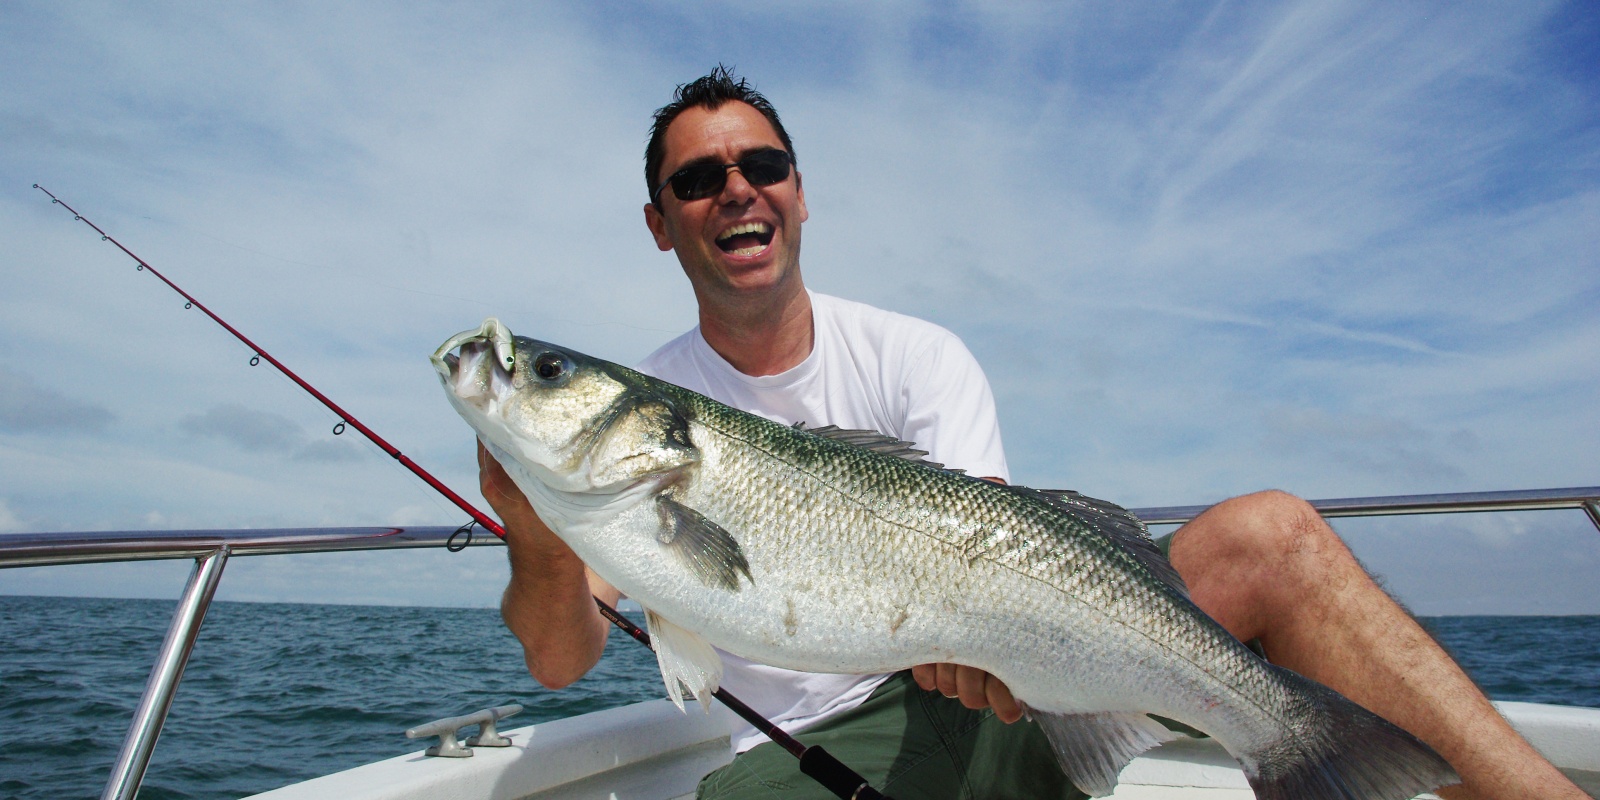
[729,245,763,256]
[717,221,771,243]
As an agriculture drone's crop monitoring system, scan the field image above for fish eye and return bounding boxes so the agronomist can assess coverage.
[533,352,567,381]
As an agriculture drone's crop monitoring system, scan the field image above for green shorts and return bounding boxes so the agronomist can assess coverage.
[1154,530,1267,661]
[1154,530,1177,558]
[695,671,1088,800]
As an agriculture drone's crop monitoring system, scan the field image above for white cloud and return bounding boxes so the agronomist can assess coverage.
[0,499,23,533]
[1260,407,1474,483]
[1,0,1594,612]
[180,404,304,453]
[0,366,116,434]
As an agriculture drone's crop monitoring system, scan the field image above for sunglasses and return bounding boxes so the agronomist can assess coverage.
[652,148,793,203]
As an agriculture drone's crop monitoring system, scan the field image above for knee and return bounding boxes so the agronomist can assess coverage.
[1171,492,1369,639]
[1176,490,1346,573]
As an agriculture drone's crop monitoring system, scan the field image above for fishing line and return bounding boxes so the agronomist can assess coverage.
[35,185,892,800]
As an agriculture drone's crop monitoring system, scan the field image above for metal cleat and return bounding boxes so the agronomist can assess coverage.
[466,703,521,747]
[405,703,524,757]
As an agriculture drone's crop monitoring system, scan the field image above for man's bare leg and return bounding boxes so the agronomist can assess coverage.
[1166,490,1585,799]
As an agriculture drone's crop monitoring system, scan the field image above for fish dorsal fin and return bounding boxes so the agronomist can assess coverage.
[791,422,963,473]
[1026,709,1179,797]
[656,495,753,591]
[1022,488,1188,599]
[643,608,723,713]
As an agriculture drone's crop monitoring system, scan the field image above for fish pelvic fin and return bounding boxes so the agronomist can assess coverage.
[643,608,723,713]
[1025,708,1179,797]
[656,495,753,591]
[1242,664,1459,800]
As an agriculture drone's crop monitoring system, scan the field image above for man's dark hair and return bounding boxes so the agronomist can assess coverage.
[645,65,797,204]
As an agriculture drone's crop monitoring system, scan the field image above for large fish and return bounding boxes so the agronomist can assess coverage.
[433,318,1457,800]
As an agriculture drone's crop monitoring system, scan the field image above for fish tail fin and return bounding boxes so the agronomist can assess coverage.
[1244,665,1458,800]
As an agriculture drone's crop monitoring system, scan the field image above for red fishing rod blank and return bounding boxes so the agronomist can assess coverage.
[34,184,893,800]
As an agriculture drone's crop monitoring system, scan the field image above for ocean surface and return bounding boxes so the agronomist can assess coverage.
[1,596,1595,800]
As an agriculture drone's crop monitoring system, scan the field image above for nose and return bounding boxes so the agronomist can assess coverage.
[717,165,759,204]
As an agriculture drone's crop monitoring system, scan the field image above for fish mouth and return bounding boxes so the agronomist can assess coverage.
[432,317,518,405]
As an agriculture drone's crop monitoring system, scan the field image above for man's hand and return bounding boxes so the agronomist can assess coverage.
[479,440,619,689]
[912,663,1024,723]
[478,442,543,535]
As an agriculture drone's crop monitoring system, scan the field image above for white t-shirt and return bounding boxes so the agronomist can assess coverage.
[637,291,1009,753]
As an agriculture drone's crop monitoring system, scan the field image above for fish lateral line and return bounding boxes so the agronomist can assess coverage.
[689,413,1173,603]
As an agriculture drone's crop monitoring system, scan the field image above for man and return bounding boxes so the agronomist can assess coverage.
[480,67,1584,799]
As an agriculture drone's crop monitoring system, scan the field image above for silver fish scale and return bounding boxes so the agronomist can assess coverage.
[660,384,1290,733]
[437,329,1460,798]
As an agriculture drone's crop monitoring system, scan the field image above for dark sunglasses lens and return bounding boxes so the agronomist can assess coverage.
[672,165,726,201]
[668,151,791,200]
[739,151,791,186]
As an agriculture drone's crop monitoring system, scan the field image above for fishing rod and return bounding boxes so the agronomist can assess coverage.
[35,184,890,800]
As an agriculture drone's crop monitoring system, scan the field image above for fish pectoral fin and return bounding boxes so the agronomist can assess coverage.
[1026,709,1179,798]
[643,608,723,713]
[656,495,753,591]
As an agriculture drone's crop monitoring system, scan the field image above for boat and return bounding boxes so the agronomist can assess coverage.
[5,487,1598,800]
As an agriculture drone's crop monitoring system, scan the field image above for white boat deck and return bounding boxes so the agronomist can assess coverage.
[248,699,1600,800]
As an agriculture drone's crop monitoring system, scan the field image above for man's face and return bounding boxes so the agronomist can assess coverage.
[644,102,808,301]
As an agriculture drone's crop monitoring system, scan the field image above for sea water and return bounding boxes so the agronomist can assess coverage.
[0,596,1595,799]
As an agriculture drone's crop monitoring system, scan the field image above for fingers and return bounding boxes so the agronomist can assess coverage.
[985,674,1023,723]
[913,663,1025,724]
[955,664,987,709]
[476,441,551,541]
[477,442,526,503]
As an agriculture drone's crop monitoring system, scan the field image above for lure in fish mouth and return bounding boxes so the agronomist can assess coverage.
[431,317,522,422]
[433,317,1459,800]
[432,317,702,505]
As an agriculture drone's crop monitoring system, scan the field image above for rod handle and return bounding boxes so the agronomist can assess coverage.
[798,744,893,800]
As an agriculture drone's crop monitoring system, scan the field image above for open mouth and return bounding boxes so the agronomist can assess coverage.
[715,221,774,256]
[432,318,517,404]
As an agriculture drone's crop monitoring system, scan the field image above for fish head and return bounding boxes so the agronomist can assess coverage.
[433,318,699,495]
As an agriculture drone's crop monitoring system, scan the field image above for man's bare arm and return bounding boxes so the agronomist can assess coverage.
[481,442,619,689]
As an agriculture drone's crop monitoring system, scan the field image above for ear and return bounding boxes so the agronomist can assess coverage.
[794,170,808,224]
[643,203,675,252]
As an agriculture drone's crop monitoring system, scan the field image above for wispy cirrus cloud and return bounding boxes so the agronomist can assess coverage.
[0,0,1593,611]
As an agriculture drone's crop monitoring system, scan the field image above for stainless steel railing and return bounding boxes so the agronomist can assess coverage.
[0,525,499,800]
[102,546,231,799]
[1,486,1596,799]
[1129,486,1600,528]
[0,524,498,568]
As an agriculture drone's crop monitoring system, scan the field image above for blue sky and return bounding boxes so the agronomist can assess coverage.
[1,1,1596,614]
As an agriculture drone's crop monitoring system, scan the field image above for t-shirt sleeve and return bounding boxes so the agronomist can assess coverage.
[898,331,1010,482]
